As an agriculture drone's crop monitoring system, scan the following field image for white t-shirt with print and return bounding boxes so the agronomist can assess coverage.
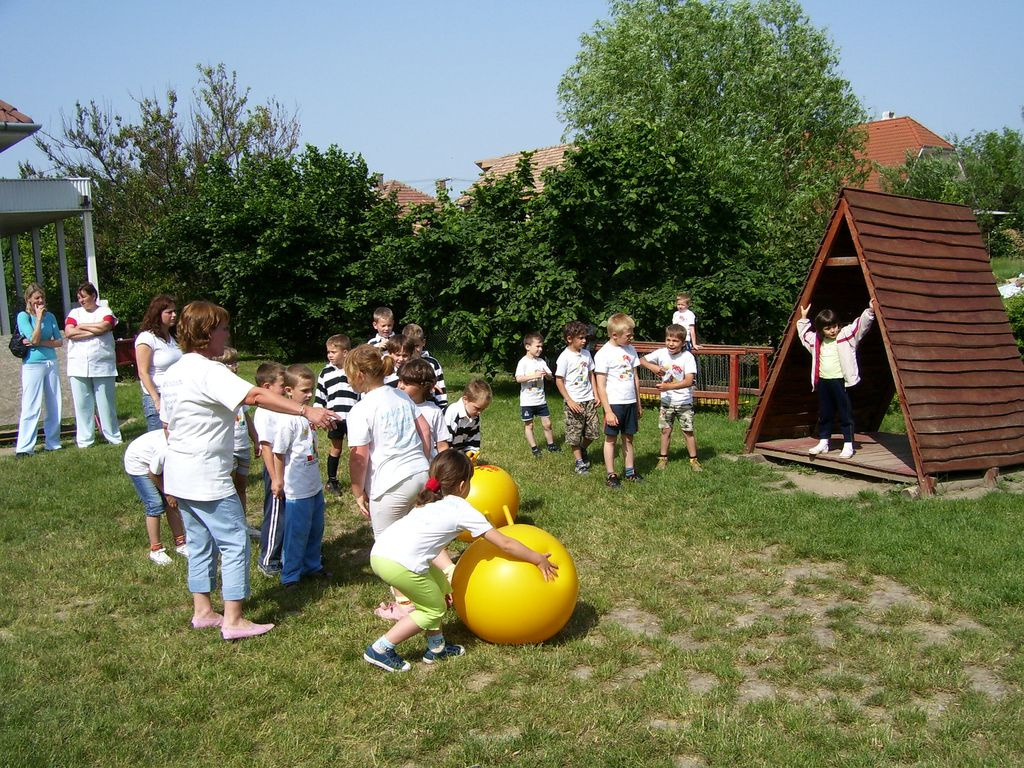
[272,413,322,500]
[555,347,595,403]
[346,385,429,499]
[371,495,494,573]
[252,407,279,451]
[644,347,697,406]
[515,354,551,406]
[160,353,254,500]
[672,309,696,331]
[594,343,640,405]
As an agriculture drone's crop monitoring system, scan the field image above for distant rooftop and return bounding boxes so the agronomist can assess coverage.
[856,114,955,192]
[378,179,438,215]
[474,144,573,195]
[0,99,41,155]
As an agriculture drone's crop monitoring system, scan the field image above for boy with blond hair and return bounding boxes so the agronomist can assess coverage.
[672,293,700,351]
[555,321,601,475]
[315,334,355,495]
[515,331,558,457]
[367,306,395,348]
[641,324,701,471]
[441,378,492,460]
[593,313,643,488]
[275,364,330,587]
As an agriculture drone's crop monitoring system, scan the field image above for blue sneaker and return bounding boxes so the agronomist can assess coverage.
[363,644,411,672]
[422,643,465,664]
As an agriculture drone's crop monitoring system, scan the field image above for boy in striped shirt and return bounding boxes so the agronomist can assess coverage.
[315,334,356,495]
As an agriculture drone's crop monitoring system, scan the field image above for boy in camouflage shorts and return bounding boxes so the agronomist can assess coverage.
[555,321,602,474]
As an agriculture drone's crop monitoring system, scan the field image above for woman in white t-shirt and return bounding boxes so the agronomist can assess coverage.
[64,282,121,448]
[160,301,339,641]
[346,345,432,538]
[134,294,182,432]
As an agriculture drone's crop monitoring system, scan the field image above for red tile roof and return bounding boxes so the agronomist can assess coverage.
[474,144,573,194]
[0,99,34,124]
[855,116,955,192]
[378,180,437,214]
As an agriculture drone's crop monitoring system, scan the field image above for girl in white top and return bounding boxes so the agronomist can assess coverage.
[160,301,338,641]
[134,294,182,432]
[345,345,432,538]
[363,451,558,672]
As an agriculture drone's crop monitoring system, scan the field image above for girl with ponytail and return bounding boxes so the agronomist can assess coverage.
[362,451,558,672]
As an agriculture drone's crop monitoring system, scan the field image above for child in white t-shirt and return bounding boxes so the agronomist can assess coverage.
[274,365,329,587]
[641,324,701,472]
[515,332,558,457]
[363,451,558,672]
[593,313,643,488]
[124,429,188,565]
[555,321,601,475]
[672,293,700,352]
[253,362,287,576]
[213,347,258,511]
[398,358,448,457]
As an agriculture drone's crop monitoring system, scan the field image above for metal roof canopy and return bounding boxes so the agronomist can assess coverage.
[745,188,1024,496]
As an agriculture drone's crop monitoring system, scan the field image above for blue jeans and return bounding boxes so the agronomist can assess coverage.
[130,474,166,517]
[281,491,325,585]
[141,391,163,432]
[69,375,122,447]
[817,378,854,442]
[16,360,62,454]
[177,495,251,601]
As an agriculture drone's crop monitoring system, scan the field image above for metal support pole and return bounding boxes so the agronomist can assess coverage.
[0,237,9,335]
[32,228,43,282]
[82,210,98,290]
[56,221,71,318]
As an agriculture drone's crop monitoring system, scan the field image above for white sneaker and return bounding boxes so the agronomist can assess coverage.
[149,548,173,566]
[839,443,855,459]
[808,440,829,455]
[175,544,190,558]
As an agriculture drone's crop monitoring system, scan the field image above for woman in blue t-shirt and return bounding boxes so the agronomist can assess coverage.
[15,283,64,456]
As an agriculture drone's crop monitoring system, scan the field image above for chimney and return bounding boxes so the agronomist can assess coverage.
[435,178,450,197]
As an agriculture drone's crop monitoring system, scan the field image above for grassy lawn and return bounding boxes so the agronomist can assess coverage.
[2,360,1023,767]
[991,255,1024,283]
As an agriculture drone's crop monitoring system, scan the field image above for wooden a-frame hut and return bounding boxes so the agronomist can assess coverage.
[745,188,1024,495]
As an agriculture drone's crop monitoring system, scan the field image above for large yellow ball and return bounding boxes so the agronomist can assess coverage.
[452,523,579,644]
[458,464,520,542]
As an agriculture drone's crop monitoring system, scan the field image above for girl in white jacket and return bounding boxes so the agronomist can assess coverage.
[797,300,876,458]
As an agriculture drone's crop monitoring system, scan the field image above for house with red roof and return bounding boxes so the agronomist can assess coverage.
[1,99,99,335]
[459,144,573,205]
[378,179,438,215]
[855,113,957,193]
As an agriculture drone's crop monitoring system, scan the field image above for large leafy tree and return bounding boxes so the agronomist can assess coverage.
[558,0,868,299]
[22,63,300,321]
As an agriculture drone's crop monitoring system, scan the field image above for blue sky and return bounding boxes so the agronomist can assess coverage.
[2,1,1022,194]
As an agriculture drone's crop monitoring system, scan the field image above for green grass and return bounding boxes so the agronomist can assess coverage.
[2,360,1023,767]
[991,255,1024,282]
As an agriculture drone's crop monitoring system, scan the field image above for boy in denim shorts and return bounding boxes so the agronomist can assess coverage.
[594,313,643,488]
[515,332,559,457]
[641,324,701,471]
[555,321,601,474]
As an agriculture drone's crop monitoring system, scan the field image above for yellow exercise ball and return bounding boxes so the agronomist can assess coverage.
[458,464,520,542]
[452,523,579,645]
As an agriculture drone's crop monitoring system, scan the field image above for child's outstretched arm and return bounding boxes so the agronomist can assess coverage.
[800,303,811,320]
[481,529,559,581]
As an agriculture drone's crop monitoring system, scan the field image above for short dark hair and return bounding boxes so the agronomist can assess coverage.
[813,309,839,335]
[523,332,543,347]
[256,362,286,387]
[398,358,437,389]
[564,321,589,341]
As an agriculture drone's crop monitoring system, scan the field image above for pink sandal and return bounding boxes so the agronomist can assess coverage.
[373,601,414,621]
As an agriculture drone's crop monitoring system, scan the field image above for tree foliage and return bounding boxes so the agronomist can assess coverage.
[22,63,300,322]
[558,0,867,278]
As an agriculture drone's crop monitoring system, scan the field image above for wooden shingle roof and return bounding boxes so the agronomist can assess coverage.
[856,116,955,192]
[746,188,1024,492]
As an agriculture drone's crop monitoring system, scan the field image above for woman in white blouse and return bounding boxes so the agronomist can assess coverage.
[134,294,181,432]
[64,282,122,448]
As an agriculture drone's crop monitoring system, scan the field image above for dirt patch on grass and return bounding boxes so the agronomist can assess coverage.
[600,547,1017,724]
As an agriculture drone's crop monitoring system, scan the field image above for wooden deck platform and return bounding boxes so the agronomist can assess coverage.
[752,432,918,483]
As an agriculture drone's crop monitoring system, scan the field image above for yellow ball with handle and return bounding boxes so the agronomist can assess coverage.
[457,464,520,543]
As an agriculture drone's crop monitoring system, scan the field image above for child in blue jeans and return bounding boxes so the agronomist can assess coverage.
[124,429,188,565]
